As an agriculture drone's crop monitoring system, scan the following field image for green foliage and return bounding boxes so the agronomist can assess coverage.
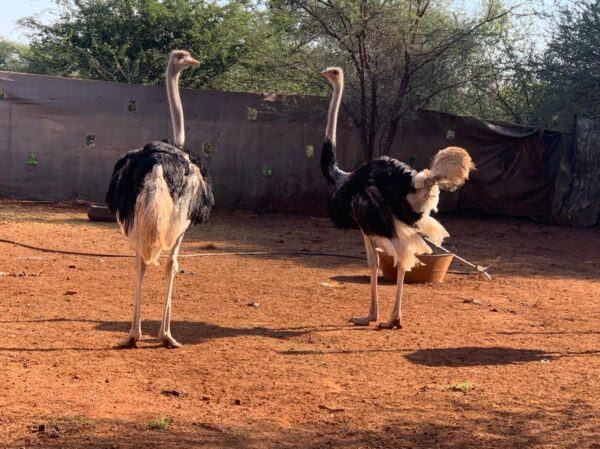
[26,153,39,167]
[0,38,30,72]
[148,417,170,430]
[271,0,515,158]
[431,7,540,126]
[447,381,473,393]
[436,0,600,131]
[20,0,302,92]
[535,0,600,130]
[11,0,590,137]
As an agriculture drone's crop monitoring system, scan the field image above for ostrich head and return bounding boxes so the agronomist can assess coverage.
[168,50,200,72]
[320,67,344,87]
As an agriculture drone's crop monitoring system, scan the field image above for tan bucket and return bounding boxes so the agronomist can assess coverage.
[377,250,454,283]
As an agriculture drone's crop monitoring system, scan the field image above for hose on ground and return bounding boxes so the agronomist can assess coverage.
[0,238,364,260]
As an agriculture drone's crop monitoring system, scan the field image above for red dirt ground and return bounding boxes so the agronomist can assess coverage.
[0,201,599,449]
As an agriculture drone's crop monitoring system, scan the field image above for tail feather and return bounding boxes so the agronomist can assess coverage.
[415,216,449,246]
[129,166,174,266]
[373,220,432,271]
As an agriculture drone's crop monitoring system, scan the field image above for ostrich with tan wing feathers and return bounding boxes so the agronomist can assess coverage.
[320,66,474,329]
[106,50,214,348]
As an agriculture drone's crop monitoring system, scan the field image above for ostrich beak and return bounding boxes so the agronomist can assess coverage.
[319,70,328,77]
[185,57,200,66]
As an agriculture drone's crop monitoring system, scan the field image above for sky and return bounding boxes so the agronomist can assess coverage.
[0,0,56,43]
[0,0,571,44]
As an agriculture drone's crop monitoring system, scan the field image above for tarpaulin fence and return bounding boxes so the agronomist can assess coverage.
[556,116,600,226]
[0,70,364,213]
[1,71,586,224]
[394,110,572,223]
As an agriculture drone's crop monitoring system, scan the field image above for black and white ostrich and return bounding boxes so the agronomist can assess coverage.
[106,50,214,348]
[319,67,474,329]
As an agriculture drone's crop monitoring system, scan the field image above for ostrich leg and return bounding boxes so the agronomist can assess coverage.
[350,234,379,326]
[117,255,147,348]
[158,233,185,348]
[378,267,405,329]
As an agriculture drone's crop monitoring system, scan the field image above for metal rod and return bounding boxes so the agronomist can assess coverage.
[424,237,492,281]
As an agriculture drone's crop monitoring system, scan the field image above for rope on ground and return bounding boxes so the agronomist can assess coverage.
[0,238,489,278]
[0,238,364,261]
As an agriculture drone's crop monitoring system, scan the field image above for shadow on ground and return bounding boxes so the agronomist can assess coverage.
[279,346,551,367]
[12,401,600,449]
[405,346,549,367]
[95,320,323,344]
[330,274,396,285]
[0,318,347,352]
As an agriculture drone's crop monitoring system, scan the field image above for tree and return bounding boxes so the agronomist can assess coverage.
[432,4,541,126]
[536,0,600,130]
[0,38,29,72]
[20,0,280,90]
[269,0,514,159]
[16,0,570,140]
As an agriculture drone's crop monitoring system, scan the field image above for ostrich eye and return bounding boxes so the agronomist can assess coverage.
[332,70,339,75]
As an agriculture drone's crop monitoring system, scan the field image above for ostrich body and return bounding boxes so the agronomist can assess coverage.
[320,67,474,329]
[106,50,214,348]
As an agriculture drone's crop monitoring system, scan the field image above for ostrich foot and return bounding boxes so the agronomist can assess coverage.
[377,318,402,330]
[116,334,140,349]
[349,315,377,326]
[159,333,182,348]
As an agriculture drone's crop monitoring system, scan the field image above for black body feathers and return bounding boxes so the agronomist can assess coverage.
[326,156,422,239]
[106,141,214,234]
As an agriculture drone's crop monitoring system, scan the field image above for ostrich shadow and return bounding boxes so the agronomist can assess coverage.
[330,275,396,285]
[405,346,551,367]
[0,318,345,352]
[280,346,553,366]
[95,320,342,346]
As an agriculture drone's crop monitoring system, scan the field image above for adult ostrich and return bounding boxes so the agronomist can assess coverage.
[106,50,214,348]
[319,67,474,329]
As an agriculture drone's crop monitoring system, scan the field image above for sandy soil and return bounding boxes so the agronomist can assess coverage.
[0,201,599,449]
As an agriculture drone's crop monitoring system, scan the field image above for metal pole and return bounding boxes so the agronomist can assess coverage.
[424,237,492,281]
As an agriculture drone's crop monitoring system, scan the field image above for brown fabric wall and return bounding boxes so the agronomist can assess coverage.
[0,70,362,213]
[387,110,567,222]
[0,71,569,221]
[556,116,600,226]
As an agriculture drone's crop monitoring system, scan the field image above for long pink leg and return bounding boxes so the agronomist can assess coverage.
[158,233,185,348]
[117,255,147,348]
[378,267,405,329]
[350,234,379,326]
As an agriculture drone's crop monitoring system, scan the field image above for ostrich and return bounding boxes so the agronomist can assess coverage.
[319,67,474,329]
[106,50,214,348]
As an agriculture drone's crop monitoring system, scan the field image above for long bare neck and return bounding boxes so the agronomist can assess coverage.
[325,80,343,144]
[166,64,185,148]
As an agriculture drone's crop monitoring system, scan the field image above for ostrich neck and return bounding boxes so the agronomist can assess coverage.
[166,65,185,148]
[325,81,343,145]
